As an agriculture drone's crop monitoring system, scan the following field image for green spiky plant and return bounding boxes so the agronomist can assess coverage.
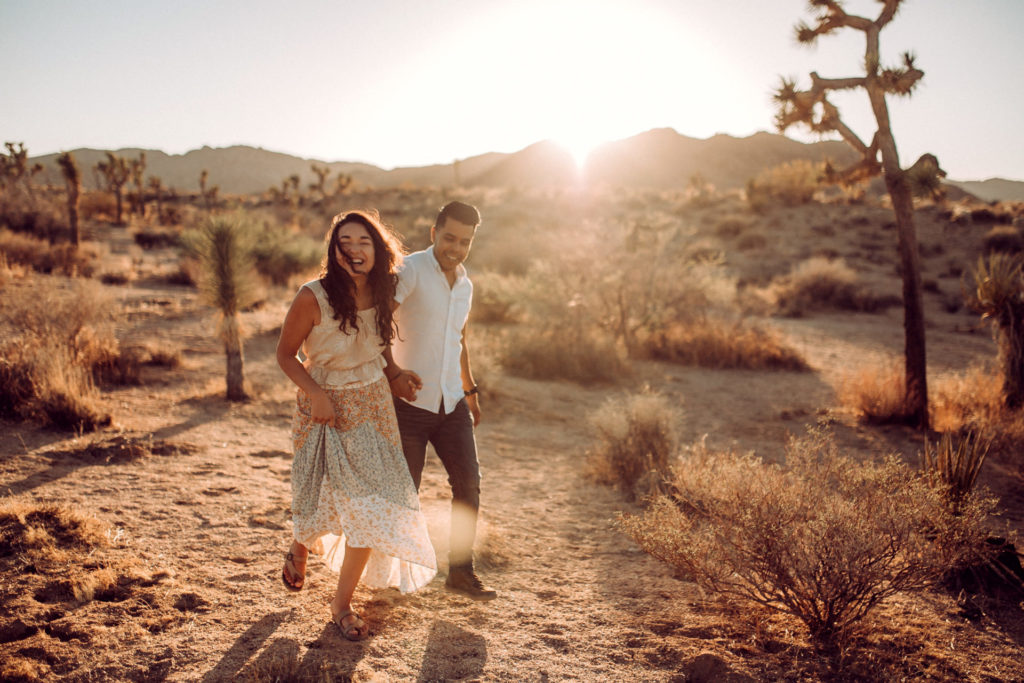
[773,0,941,428]
[971,252,1024,408]
[56,152,81,247]
[95,152,130,225]
[186,215,258,401]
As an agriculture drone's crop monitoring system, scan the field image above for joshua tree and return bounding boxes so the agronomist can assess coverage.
[190,215,257,401]
[130,152,146,216]
[773,0,940,428]
[333,173,352,196]
[971,253,1024,408]
[309,163,331,201]
[148,176,164,223]
[56,152,81,247]
[96,152,130,225]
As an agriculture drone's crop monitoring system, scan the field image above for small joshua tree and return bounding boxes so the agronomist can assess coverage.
[309,163,331,201]
[773,0,941,428]
[148,176,164,224]
[56,152,81,247]
[188,215,258,401]
[130,152,146,216]
[95,152,130,225]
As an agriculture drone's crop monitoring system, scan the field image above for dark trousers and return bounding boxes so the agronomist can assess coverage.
[393,397,481,569]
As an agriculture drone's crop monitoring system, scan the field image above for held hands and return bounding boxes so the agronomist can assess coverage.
[389,370,423,401]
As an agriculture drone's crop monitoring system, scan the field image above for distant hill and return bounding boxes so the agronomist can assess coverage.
[27,131,1023,199]
[946,178,1024,203]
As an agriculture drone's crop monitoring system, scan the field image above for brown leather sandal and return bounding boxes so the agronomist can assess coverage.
[281,551,306,592]
[331,608,368,641]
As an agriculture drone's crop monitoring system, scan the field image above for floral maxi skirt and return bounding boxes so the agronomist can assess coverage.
[290,377,436,593]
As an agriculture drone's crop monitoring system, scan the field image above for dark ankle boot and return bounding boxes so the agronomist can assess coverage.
[445,565,497,601]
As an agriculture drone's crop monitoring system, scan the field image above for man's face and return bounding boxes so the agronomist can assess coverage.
[431,218,476,272]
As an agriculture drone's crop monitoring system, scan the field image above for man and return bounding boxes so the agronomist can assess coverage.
[388,200,496,600]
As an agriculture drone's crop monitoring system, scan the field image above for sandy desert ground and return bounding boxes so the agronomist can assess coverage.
[3,194,1024,681]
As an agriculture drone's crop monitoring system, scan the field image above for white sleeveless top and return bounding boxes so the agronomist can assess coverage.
[300,279,387,388]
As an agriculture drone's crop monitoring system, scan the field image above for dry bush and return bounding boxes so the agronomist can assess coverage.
[930,366,1005,433]
[500,327,629,384]
[736,232,768,251]
[0,228,97,276]
[0,276,118,429]
[0,190,65,241]
[132,227,180,249]
[770,257,899,316]
[78,189,117,221]
[642,319,808,371]
[618,428,994,647]
[713,215,751,239]
[837,360,919,424]
[982,226,1023,255]
[587,390,678,501]
[469,271,525,324]
[746,160,823,210]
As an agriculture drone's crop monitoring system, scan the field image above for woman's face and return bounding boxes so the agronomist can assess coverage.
[334,221,376,278]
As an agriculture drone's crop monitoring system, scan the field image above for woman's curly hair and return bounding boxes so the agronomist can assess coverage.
[319,210,404,347]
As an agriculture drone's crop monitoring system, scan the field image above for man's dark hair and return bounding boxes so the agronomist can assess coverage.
[435,201,480,231]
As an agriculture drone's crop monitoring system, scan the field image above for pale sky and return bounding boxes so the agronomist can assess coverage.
[2,0,1022,181]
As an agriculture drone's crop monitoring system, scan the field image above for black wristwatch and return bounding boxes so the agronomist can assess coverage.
[464,385,479,396]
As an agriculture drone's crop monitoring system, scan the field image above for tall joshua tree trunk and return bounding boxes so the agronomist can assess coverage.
[57,152,81,247]
[773,0,940,428]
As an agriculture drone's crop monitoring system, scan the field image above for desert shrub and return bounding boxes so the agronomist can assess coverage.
[0,500,108,560]
[746,160,823,209]
[500,327,629,384]
[618,428,994,647]
[133,227,180,249]
[0,190,65,241]
[770,257,898,316]
[0,228,97,276]
[470,271,524,324]
[0,276,116,430]
[587,390,678,501]
[247,220,322,285]
[78,190,117,221]
[982,226,1022,255]
[930,365,1005,433]
[713,215,750,239]
[837,360,918,424]
[642,319,809,370]
[735,232,768,251]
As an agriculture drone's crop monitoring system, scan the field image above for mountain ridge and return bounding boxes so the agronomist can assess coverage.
[27,130,1024,201]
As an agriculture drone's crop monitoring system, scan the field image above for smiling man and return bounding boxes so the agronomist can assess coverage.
[389,201,496,600]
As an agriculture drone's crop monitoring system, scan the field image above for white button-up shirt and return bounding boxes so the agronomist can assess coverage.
[393,248,473,414]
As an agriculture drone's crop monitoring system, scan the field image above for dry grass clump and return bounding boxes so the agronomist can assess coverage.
[836,360,920,424]
[770,256,899,316]
[0,276,119,429]
[930,366,1005,433]
[642,319,809,371]
[0,228,97,276]
[746,160,823,211]
[500,328,629,384]
[618,428,994,648]
[0,501,108,562]
[587,390,678,501]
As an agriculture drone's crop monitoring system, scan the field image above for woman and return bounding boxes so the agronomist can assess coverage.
[277,210,436,641]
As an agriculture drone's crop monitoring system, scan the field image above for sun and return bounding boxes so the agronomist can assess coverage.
[554,133,601,171]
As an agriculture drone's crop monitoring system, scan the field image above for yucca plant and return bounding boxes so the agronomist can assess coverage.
[186,215,258,401]
[971,252,1024,407]
[922,431,991,515]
